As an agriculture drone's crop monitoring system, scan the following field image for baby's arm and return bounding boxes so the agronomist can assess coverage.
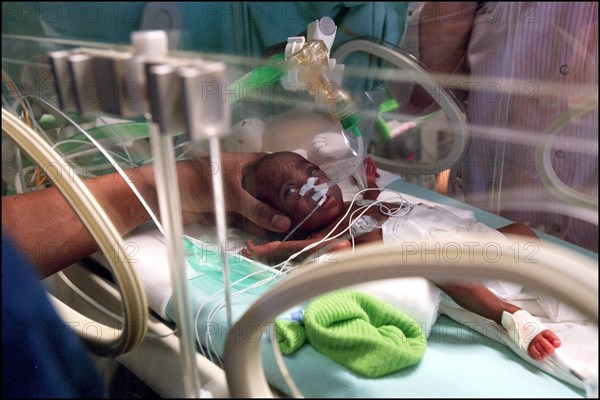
[242,238,350,265]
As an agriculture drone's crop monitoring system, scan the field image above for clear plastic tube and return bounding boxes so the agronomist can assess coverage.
[286,40,360,134]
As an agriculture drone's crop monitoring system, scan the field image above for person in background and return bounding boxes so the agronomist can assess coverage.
[395,2,598,253]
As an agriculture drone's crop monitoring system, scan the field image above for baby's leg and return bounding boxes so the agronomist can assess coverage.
[494,223,560,359]
[438,282,560,360]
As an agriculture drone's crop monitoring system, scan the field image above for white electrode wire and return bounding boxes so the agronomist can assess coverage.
[193,267,282,365]
[346,203,381,250]
[273,187,409,270]
[281,195,327,242]
[54,135,192,168]
[55,271,176,340]
[52,139,135,166]
[95,116,136,162]
[202,274,276,362]
[344,190,403,251]
[57,270,122,321]
[200,266,284,360]
[195,265,283,354]
[23,165,38,183]
[204,275,281,361]
[19,96,165,236]
[186,248,286,359]
[13,146,27,193]
[273,189,371,270]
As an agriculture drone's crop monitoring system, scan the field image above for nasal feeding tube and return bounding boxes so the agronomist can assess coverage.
[281,176,329,242]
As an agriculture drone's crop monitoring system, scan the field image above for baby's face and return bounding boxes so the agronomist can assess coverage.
[255,152,345,233]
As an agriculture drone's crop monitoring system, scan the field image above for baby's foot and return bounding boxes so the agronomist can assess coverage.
[501,310,562,361]
[528,329,561,361]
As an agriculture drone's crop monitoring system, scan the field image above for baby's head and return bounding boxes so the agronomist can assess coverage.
[242,151,345,236]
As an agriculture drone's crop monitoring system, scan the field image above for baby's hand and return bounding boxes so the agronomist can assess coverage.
[363,156,380,182]
[528,330,561,361]
[362,156,380,200]
[242,240,284,264]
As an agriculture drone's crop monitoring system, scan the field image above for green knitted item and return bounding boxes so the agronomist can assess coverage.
[274,289,427,378]
[274,320,306,355]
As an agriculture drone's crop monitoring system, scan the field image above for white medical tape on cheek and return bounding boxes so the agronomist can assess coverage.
[501,310,548,353]
[299,177,317,196]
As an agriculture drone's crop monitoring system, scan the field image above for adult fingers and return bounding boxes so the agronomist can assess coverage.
[236,192,291,233]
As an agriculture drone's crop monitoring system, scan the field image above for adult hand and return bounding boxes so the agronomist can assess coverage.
[176,152,292,234]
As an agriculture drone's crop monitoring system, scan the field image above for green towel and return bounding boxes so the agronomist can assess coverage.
[275,289,427,378]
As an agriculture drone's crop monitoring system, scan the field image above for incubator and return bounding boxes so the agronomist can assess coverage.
[2,2,598,398]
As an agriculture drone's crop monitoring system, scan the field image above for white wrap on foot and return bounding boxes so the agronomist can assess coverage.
[501,310,548,353]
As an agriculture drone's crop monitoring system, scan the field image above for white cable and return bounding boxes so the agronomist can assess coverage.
[192,265,283,362]
[273,187,410,270]
[56,271,176,340]
[20,95,165,236]
[281,195,327,242]
[3,109,148,356]
[94,115,136,163]
[202,272,282,354]
[57,270,123,322]
[193,266,282,365]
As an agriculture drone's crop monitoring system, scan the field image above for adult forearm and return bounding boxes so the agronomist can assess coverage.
[2,166,159,278]
[2,153,286,278]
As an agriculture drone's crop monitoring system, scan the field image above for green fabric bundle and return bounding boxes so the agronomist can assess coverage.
[275,289,427,378]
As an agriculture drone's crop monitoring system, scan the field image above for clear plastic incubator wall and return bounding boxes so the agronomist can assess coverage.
[2,2,598,398]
